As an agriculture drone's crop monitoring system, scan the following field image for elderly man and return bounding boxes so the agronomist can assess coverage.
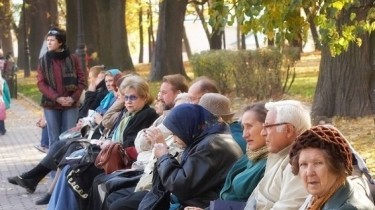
[187,76,219,104]
[245,100,312,210]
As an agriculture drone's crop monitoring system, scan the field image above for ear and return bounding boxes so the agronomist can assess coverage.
[285,124,297,139]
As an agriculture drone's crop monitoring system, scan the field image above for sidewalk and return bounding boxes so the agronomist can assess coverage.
[0,97,49,210]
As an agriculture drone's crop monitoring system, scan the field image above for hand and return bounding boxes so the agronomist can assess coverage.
[93,112,103,124]
[154,143,169,158]
[144,127,165,146]
[184,207,203,210]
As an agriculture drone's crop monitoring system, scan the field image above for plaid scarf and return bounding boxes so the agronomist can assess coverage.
[40,49,77,92]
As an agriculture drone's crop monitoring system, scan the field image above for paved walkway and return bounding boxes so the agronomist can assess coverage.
[0,97,49,210]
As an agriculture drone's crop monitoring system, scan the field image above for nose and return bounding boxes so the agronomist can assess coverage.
[306,164,315,176]
[260,127,267,136]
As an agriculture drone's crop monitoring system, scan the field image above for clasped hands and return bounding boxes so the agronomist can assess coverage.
[56,96,74,107]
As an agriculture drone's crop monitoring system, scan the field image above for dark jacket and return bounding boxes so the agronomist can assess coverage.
[156,132,243,208]
[78,79,108,119]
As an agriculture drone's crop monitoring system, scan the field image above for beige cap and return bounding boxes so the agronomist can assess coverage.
[198,93,235,121]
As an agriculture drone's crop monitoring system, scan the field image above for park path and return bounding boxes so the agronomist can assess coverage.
[0,96,49,210]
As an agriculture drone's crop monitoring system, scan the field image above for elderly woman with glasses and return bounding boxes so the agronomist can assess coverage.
[289,125,375,210]
[46,75,159,210]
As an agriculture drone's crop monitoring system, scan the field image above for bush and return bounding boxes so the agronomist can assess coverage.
[190,48,284,100]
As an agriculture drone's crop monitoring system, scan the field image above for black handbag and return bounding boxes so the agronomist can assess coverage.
[138,167,170,210]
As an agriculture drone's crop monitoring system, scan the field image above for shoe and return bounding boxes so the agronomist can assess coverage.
[35,193,51,205]
[33,144,48,153]
[7,176,37,193]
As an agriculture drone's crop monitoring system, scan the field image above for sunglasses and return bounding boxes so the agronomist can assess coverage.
[124,95,138,102]
[48,30,60,35]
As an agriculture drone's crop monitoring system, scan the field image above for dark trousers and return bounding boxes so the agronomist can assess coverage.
[0,120,5,133]
[106,187,147,210]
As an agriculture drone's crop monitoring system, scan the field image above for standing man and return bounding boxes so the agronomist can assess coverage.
[245,100,311,210]
[37,27,86,147]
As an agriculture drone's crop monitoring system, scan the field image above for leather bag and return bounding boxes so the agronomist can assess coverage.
[95,142,129,174]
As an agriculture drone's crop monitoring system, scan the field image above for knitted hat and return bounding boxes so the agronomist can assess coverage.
[198,93,234,121]
[290,125,353,175]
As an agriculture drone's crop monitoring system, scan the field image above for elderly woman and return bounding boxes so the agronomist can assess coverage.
[46,75,159,210]
[107,104,243,210]
[289,125,375,210]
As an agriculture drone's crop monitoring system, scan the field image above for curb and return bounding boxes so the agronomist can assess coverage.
[16,92,42,111]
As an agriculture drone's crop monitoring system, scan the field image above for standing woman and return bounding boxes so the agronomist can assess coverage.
[37,27,86,147]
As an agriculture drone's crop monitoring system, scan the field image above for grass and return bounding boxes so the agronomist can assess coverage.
[287,71,318,102]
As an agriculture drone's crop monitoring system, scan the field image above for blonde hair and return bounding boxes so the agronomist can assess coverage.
[120,75,153,105]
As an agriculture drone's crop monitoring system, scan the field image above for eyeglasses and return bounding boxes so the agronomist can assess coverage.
[124,95,138,102]
[262,122,289,129]
[48,30,60,35]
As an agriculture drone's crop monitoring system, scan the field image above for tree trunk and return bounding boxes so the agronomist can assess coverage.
[149,0,188,81]
[210,30,223,49]
[95,0,134,71]
[0,0,13,54]
[28,0,58,70]
[312,2,375,118]
[303,7,321,51]
[312,33,375,118]
[66,0,100,68]
[138,3,144,64]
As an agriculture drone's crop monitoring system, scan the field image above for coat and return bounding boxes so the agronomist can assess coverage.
[299,178,375,210]
[156,132,243,208]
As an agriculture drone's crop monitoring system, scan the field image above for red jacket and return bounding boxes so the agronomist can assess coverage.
[37,54,86,109]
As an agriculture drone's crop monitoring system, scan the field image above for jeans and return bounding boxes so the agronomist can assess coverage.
[41,126,49,148]
[44,107,78,147]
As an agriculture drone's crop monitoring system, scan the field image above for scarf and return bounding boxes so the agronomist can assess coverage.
[247,146,268,162]
[308,176,346,210]
[95,91,116,115]
[163,104,226,164]
[40,49,77,92]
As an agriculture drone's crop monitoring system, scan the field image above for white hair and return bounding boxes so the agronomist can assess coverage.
[265,100,311,134]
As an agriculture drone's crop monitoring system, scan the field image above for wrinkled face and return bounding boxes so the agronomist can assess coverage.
[241,110,266,151]
[187,83,203,104]
[105,75,115,91]
[159,82,179,109]
[298,148,337,197]
[261,110,294,153]
[46,36,62,52]
[123,87,146,113]
[173,135,186,149]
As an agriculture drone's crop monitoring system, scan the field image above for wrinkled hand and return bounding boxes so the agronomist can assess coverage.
[154,143,169,158]
[144,127,165,145]
[184,207,203,210]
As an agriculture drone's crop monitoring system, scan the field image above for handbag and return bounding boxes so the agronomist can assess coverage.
[95,142,130,174]
[138,166,170,210]
[0,101,5,120]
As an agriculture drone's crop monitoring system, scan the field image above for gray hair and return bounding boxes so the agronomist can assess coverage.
[265,100,311,134]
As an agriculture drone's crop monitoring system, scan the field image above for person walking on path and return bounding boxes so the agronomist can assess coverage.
[37,27,86,147]
[0,70,11,135]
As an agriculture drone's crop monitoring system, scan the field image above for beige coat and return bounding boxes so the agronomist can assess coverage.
[245,145,308,210]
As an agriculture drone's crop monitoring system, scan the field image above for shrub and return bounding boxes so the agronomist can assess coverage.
[190,48,284,100]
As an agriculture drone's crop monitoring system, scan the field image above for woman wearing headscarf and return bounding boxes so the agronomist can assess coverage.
[37,27,86,147]
[289,125,375,210]
[108,104,243,210]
